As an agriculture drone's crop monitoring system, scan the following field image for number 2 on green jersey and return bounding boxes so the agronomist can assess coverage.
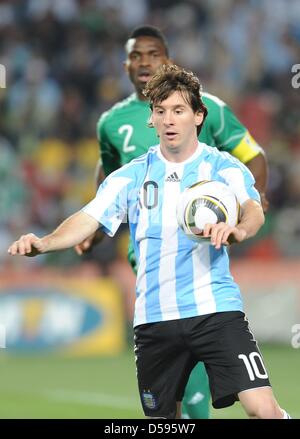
[118,124,136,153]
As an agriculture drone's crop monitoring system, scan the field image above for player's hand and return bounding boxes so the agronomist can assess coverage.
[8,233,48,257]
[203,223,247,250]
[74,230,105,255]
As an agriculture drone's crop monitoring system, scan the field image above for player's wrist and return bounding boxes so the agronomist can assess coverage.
[234,226,248,242]
[40,236,53,253]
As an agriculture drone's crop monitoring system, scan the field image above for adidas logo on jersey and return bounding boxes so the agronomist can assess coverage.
[165,172,180,182]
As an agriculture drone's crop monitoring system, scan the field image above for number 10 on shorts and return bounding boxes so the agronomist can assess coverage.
[238,352,268,381]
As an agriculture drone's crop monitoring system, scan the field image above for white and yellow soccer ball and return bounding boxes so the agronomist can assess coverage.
[176,180,240,242]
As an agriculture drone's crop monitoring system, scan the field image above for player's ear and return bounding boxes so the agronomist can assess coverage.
[195,111,204,127]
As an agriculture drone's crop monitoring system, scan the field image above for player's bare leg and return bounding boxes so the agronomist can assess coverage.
[176,401,182,419]
[238,387,290,419]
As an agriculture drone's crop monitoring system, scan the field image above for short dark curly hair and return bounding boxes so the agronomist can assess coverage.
[126,25,169,56]
[143,64,208,135]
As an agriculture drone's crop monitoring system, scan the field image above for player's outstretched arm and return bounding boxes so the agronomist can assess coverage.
[203,199,264,249]
[8,211,100,257]
[74,230,106,255]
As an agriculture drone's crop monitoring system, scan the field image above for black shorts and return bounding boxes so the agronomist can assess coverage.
[134,311,271,418]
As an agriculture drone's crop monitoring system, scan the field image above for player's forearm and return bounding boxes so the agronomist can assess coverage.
[42,211,100,252]
[237,199,265,240]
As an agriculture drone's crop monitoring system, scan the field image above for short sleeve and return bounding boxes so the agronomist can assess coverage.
[82,174,133,237]
[216,154,261,205]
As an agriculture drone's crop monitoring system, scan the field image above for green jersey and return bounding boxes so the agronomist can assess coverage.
[97,92,262,175]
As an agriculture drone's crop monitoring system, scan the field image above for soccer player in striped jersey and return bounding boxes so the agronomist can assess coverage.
[8,64,291,420]
[76,25,269,420]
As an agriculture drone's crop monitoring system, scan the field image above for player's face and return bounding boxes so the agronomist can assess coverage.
[151,91,203,158]
[124,36,169,99]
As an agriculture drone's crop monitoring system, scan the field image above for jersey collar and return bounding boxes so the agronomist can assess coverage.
[157,142,204,165]
[132,93,150,106]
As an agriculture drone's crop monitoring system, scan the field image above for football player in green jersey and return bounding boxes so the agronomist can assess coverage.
[75,25,269,419]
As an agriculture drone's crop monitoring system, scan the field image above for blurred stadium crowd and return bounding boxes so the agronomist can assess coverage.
[1,0,300,269]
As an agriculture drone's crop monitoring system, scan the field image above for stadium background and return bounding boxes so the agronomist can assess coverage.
[0,0,299,418]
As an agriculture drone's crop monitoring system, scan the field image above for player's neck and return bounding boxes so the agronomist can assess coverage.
[136,91,148,102]
[159,138,199,163]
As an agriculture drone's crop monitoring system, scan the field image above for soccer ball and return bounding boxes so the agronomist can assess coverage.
[176,180,240,241]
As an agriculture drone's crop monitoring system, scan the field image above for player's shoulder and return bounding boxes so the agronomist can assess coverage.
[108,93,138,115]
[107,145,158,183]
[201,142,241,164]
[202,91,227,109]
[129,144,158,167]
[201,141,221,157]
[97,94,137,128]
[200,143,249,174]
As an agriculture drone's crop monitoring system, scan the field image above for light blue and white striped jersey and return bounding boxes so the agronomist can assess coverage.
[83,142,260,327]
